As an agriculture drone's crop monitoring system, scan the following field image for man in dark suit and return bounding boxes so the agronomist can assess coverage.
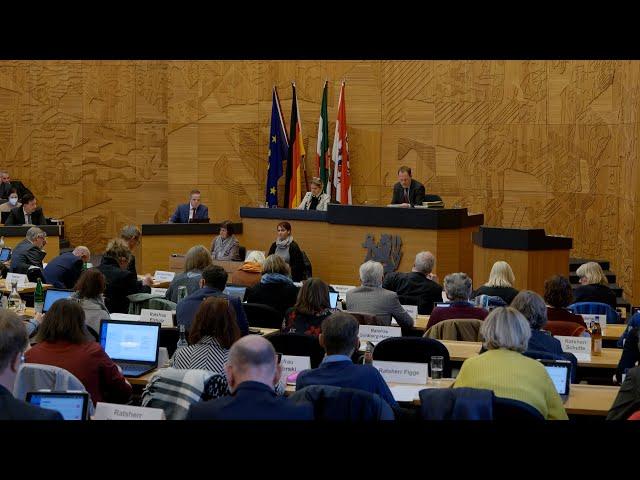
[390,165,425,207]
[382,251,443,314]
[176,265,248,335]
[296,312,399,410]
[169,189,209,223]
[4,193,46,226]
[43,246,91,289]
[10,227,47,274]
[186,335,314,420]
[0,171,32,199]
[0,310,63,420]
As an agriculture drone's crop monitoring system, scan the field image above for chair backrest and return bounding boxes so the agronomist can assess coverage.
[419,387,494,420]
[372,337,451,377]
[243,302,284,329]
[14,363,95,415]
[346,310,390,326]
[141,368,219,420]
[492,396,545,420]
[544,320,587,337]
[238,245,247,262]
[265,332,325,368]
[424,318,483,342]
[289,385,395,420]
[27,267,45,283]
[569,302,620,324]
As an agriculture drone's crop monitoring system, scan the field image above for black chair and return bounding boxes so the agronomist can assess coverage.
[372,337,451,377]
[289,385,395,420]
[242,302,284,329]
[160,327,179,357]
[238,245,247,261]
[265,332,325,368]
[26,267,45,283]
[492,396,545,420]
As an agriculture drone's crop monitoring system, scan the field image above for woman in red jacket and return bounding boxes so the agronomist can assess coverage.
[25,298,132,406]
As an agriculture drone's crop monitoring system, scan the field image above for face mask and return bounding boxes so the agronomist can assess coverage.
[8,197,17,206]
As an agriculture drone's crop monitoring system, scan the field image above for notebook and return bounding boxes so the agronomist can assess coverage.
[26,391,90,420]
[99,319,161,378]
[43,288,74,313]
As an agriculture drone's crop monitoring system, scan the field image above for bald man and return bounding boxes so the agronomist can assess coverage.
[43,246,91,289]
[186,336,314,420]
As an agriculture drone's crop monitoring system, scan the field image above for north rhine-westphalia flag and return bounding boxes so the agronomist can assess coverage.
[316,81,330,195]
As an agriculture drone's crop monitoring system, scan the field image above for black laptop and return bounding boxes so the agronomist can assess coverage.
[99,319,161,377]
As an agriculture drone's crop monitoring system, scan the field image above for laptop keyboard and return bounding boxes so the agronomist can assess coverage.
[118,363,153,376]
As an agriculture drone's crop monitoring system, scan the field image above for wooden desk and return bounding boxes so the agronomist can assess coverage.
[128,369,158,386]
[137,275,170,289]
[603,324,625,341]
[0,280,53,294]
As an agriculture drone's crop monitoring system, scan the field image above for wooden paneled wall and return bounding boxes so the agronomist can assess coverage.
[1,60,638,301]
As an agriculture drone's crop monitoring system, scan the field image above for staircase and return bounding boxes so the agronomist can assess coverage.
[568,258,631,313]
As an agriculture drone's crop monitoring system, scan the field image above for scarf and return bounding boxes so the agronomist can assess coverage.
[275,235,293,249]
[261,273,293,285]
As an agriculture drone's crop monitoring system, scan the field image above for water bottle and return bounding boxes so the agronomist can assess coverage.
[176,324,188,349]
[34,278,44,314]
[8,281,21,312]
[177,286,188,302]
[1,293,7,310]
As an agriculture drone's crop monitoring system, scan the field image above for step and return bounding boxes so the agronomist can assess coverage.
[569,270,616,284]
[569,257,610,271]
[571,283,623,298]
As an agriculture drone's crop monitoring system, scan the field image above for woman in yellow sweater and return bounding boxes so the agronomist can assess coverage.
[454,306,568,420]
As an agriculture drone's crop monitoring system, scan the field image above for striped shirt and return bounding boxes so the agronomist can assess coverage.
[171,336,229,374]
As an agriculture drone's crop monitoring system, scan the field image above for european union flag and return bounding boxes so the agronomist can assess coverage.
[266,87,289,207]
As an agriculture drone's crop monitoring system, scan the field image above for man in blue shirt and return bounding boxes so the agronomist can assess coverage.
[296,311,398,409]
[176,264,248,335]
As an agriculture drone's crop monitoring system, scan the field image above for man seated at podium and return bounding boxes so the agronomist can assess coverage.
[169,189,209,223]
[5,194,46,226]
[390,166,425,208]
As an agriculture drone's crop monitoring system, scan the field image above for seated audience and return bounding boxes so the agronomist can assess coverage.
[211,220,240,261]
[25,299,132,406]
[297,177,330,211]
[230,250,265,287]
[511,290,563,356]
[186,335,313,420]
[5,193,46,226]
[169,189,209,223]
[177,265,248,335]
[0,188,21,212]
[544,275,587,326]
[607,365,640,420]
[426,272,488,330]
[244,255,299,315]
[267,221,305,282]
[0,309,62,420]
[165,245,212,303]
[296,312,398,410]
[453,307,568,420]
[382,251,442,314]
[119,226,152,287]
[43,246,90,289]
[471,260,519,305]
[282,278,335,337]
[172,296,241,373]
[71,269,111,335]
[615,326,640,384]
[10,227,47,274]
[574,261,617,310]
[97,238,151,313]
[0,171,32,199]
[346,260,414,328]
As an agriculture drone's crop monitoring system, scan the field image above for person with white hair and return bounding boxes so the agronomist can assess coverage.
[230,250,266,287]
[10,226,47,274]
[453,307,568,420]
[426,272,488,330]
[345,261,414,328]
[382,251,443,314]
[471,260,519,305]
[574,261,617,310]
[43,245,91,289]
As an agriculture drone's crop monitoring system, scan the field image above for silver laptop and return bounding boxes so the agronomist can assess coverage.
[539,359,571,402]
[99,319,161,378]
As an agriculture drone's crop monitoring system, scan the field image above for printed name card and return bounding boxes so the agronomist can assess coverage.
[401,304,418,320]
[555,335,592,362]
[153,271,175,282]
[358,325,402,344]
[582,314,607,328]
[150,288,168,296]
[5,273,28,286]
[110,313,142,322]
[373,361,429,385]
[94,402,165,420]
[279,355,311,383]
[140,309,174,327]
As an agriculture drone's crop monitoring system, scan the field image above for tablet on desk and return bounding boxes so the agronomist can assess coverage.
[0,247,11,262]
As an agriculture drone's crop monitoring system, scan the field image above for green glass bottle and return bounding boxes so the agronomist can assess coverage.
[34,278,44,314]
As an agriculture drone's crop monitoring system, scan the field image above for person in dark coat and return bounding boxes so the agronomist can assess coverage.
[5,193,46,226]
[245,255,299,316]
[43,247,90,289]
[267,221,305,282]
[390,165,425,207]
[10,227,47,274]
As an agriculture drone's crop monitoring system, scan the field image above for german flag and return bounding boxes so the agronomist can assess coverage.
[284,83,305,209]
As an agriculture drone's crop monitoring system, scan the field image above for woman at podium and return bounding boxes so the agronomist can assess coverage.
[297,177,330,211]
[211,220,240,261]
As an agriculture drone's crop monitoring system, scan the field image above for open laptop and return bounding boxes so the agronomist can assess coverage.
[43,288,74,313]
[223,285,246,301]
[0,247,11,262]
[99,319,161,378]
[434,302,451,308]
[329,291,339,309]
[26,391,90,420]
[538,359,571,402]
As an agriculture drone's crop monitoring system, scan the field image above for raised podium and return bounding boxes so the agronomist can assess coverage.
[472,226,573,295]
[240,205,484,285]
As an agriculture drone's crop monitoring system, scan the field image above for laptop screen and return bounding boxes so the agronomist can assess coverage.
[99,321,160,363]
[0,247,10,262]
[329,291,339,308]
[542,362,570,396]
[224,286,246,300]
[26,392,88,420]
[43,289,73,312]
[434,302,451,308]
